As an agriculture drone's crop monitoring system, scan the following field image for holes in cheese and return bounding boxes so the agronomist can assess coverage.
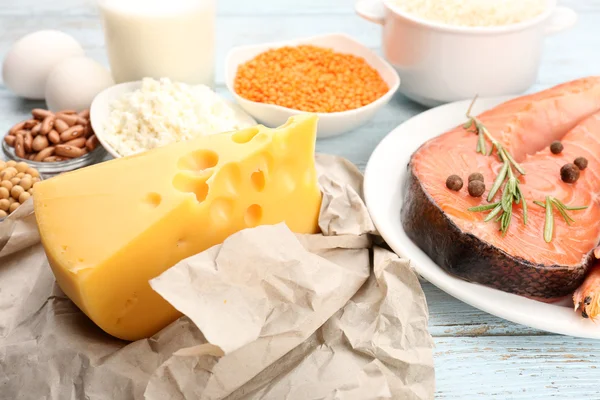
[144,192,162,208]
[33,114,322,341]
[245,204,263,227]
[177,149,219,171]
[232,127,260,144]
[251,170,266,192]
[172,172,211,202]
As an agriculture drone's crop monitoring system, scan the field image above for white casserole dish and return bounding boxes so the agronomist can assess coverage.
[355,0,577,106]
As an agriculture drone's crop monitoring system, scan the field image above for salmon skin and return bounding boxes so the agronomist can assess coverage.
[403,77,600,301]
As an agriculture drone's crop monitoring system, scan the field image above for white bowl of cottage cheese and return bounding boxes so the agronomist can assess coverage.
[90,78,257,158]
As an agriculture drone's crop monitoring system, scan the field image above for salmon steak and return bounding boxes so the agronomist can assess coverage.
[403,77,600,305]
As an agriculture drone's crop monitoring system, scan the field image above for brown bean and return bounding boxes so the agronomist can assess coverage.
[85,134,99,151]
[78,109,90,119]
[34,146,55,162]
[23,119,38,129]
[32,134,49,151]
[48,130,61,144]
[84,123,94,138]
[9,202,19,214]
[15,129,28,137]
[40,115,55,135]
[18,191,31,204]
[19,177,32,191]
[32,108,54,120]
[76,116,88,126]
[25,167,39,178]
[58,110,77,115]
[59,125,85,142]
[65,137,87,148]
[53,119,70,133]
[30,123,41,136]
[55,144,87,158]
[4,135,16,146]
[10,185,24,200]
[43,156,66,162]
[23,132,33,153]
[27,154,35,160]
[14,135,25,158]
[56,114,78,126]
[8,121,25,135]
[16,161,29,173]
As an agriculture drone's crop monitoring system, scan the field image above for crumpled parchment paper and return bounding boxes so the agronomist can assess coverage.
[0,154,434,400]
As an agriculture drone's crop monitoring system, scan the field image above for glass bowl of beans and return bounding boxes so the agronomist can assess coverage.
[225,33,401,138]
[2,108,107,177]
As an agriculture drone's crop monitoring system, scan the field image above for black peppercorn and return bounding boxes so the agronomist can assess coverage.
[550,141,564,154]
[560,163,580,183]
[468,172,484,183]
[446,175,463,191]
[468,180,485,197]
[574,157,588,170]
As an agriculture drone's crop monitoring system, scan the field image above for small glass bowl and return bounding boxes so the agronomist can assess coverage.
[2,140,107,178]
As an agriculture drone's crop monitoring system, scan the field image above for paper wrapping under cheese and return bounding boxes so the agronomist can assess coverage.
[33,115,323,341]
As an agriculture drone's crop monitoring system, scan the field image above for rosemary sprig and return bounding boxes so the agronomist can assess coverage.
[465,97,527,234]
[533,196,589,242]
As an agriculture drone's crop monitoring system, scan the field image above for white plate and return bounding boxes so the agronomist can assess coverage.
[225,33,400,138]
[364,96,600,339]
[90,81,257,159]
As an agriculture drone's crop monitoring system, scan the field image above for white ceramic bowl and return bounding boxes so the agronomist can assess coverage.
[355,0,577,106]
[89,81,257,159]
[224,33,400,138]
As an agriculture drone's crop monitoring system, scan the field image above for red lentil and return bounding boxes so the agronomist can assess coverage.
[233,45,390,113]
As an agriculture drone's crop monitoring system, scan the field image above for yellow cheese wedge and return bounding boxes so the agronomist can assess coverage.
[34,115,322,341]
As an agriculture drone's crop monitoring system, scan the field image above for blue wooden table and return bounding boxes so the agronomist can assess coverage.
[1,0,599,398]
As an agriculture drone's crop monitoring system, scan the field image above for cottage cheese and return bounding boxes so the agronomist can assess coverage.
[103,77,254,156]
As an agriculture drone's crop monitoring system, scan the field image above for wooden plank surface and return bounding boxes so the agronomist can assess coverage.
[1,0,599,398]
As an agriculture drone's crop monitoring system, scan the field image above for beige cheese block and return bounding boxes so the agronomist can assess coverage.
[34,115,323,340]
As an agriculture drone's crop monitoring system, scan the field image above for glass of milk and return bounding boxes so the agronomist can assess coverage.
[98,0,215,86]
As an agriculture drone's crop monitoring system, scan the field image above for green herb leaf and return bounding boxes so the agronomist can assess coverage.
[463,119,474,130]
[501,184,513,213]
[551,198,575,224]
[502,149,526,175]
[544,196,554,243]
[501,210,512,235]
[533,200,546,208]
[553,198,588,211]
[519,187,528,225]
[487,162,509,202]
[478,132,487,155]
[555,205,574,225]
[468,202,500,212]
[484,204,504,222]
[563,205,589,211]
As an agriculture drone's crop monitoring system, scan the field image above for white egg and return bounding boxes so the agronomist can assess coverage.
[45,57,115,112]
[2,30,84,100]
